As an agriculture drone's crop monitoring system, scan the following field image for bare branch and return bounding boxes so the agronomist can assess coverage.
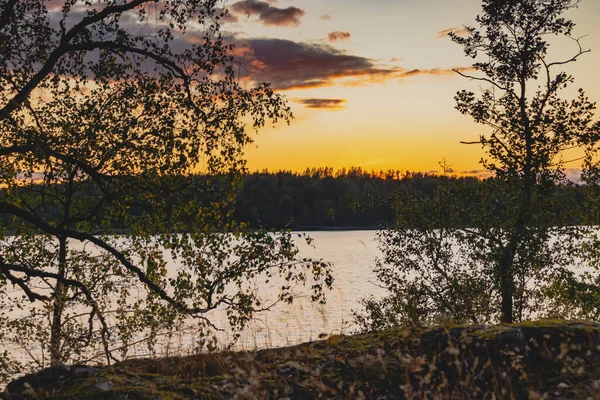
[546,35,591,69]
[453,69,517,99]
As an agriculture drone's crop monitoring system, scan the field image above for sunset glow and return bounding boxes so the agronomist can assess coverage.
[215,0,600,174]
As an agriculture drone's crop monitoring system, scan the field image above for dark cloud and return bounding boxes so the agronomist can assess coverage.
[232,38,472,91]
[234,38,399,90]
[328,31,351,42]
[294,98,346,110]
[229,1,305,27]
[436,27,470,39]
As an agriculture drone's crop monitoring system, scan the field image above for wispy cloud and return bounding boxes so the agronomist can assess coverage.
[321,14,331,21]
[436,27,470,39]
[215,7,240,24]
[328,31,351,42]
[229,1,305,27]
[294,98,347,110]
[403,67,473,77]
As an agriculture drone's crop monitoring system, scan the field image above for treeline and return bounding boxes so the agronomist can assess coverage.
[235,167,479,229]
[2,167,590,232]
[235,167,590,230]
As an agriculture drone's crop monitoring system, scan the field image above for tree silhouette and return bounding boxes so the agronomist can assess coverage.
[355,0,600,330]
[0,0,332,377]
[452,0,599,322]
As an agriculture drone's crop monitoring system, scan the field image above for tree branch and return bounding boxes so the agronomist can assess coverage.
[546,35,590,69]
[0,258,114,363]
[453,68,518,99]
[67,40,213,122]
[0,200,213,317]
[0,0,150,121]
[0,0,18,32]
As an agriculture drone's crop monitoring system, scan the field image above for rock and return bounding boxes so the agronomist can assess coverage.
[92,381,113,392]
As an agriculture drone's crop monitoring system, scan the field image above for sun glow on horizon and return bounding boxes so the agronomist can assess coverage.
[228,0,600,174]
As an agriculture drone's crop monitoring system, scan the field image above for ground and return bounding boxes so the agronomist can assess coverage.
[3,320,600,399]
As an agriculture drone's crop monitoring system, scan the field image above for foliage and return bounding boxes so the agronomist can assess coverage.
[357,0,600,329]
[0,0,332,381]
[355,180,497,330]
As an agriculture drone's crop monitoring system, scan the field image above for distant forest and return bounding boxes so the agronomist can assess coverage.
[234,167,589,230]
[2,167,588,232]
[235,167,410,229]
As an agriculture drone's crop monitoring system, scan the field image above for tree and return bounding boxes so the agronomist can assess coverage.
[452,0,599,323]
[0,0,332,379]
[353,179,497,331]
[355,0,600,330]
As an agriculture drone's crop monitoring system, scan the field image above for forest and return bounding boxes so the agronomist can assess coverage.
[234,168,589,229]
[1,168,589,232]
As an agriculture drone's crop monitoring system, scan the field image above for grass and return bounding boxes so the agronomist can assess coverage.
[3,319,600,399]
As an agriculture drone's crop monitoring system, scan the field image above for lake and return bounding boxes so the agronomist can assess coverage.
[225,230,386,349]
[3,230,385,366]
[162,230,387,353]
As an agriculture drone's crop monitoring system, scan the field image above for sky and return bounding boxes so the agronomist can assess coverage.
[213,0,600,175]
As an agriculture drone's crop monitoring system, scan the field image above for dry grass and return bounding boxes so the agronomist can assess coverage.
[4,319,600,399]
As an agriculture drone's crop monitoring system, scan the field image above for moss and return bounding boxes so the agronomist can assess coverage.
[4,320,600,399]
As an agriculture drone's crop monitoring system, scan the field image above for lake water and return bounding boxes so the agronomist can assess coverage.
[226,230,386,349]
[161,230,386,352]
[3,230,385,366]
[4,228,598,369]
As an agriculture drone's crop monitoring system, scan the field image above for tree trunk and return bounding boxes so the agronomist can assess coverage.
[50,236,67,366]
[499,257,514,323]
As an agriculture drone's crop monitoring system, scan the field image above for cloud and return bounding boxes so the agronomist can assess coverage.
[294,98,346,110]
[328,31,351,42]
[215,8,239,23]
[565,168,583,183]
[233,38,397,90]
[436,27,470,39]
[46,0,65,10]
[403,66,473,77]
[229,1,305,27]
[231,37,473,90]
[321,14,331,20]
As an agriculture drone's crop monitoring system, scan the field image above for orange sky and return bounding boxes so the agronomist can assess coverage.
[216,0,600,175]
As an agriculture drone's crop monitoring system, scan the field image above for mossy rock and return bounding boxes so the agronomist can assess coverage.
[3,320,600,399]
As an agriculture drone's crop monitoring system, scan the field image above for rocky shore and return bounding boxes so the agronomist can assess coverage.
[3,320,600,399]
